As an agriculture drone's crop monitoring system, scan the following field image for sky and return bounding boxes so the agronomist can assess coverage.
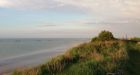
[0,0,140,38]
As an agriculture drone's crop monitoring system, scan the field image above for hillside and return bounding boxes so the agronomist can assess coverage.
[13,31,140,75]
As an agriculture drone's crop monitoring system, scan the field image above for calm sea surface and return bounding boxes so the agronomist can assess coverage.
[0,38,88,60]
[0,38,89,74]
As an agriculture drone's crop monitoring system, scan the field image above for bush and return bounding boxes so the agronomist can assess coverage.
[98,30,115,41]
[91,30,115,42]
[91,37,99,42]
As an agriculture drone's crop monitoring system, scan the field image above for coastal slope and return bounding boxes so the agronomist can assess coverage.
[12,31,140,75]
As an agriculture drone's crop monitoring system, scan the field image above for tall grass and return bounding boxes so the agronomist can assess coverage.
[125,42,140,75]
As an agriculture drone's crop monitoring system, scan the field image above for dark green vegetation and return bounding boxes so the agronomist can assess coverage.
[13,31,140,75]
[126,42,140,75]
[130,37,140,41]
[91,31,115,42]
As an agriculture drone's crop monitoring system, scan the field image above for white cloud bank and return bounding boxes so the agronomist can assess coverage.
[0,0,140,25]
[0,0,62,10]
[0,0,140,17]
[0,0,140,37]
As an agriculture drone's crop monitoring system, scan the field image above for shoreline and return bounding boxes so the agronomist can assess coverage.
[0,46,69,74]
[0,41,87,75]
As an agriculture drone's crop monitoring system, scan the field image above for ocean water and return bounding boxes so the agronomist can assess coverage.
[0,38,88,60]
[0,38,88,73]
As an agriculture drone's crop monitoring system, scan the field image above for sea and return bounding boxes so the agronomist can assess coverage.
[0,38,89,74]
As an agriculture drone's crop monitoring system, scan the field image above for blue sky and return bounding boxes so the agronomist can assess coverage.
[0,0,140,38]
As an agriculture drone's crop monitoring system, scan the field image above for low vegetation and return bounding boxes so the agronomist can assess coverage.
[130,37,140,41]
[13,31,140,75]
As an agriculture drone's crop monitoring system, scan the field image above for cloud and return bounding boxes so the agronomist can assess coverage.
[0,0,140,37]
[40,24,57,27]
[0,0,63,10]
[0,0,140,18]
[0,18,140,38]
[56,0,140,18]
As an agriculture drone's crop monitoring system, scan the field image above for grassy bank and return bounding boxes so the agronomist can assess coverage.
[125,42,140,75]
[12,31,140,75]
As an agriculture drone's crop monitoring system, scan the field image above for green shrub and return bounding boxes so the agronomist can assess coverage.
[91,37,99,42]
[91,30,115,42]
[98,30,115,41]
